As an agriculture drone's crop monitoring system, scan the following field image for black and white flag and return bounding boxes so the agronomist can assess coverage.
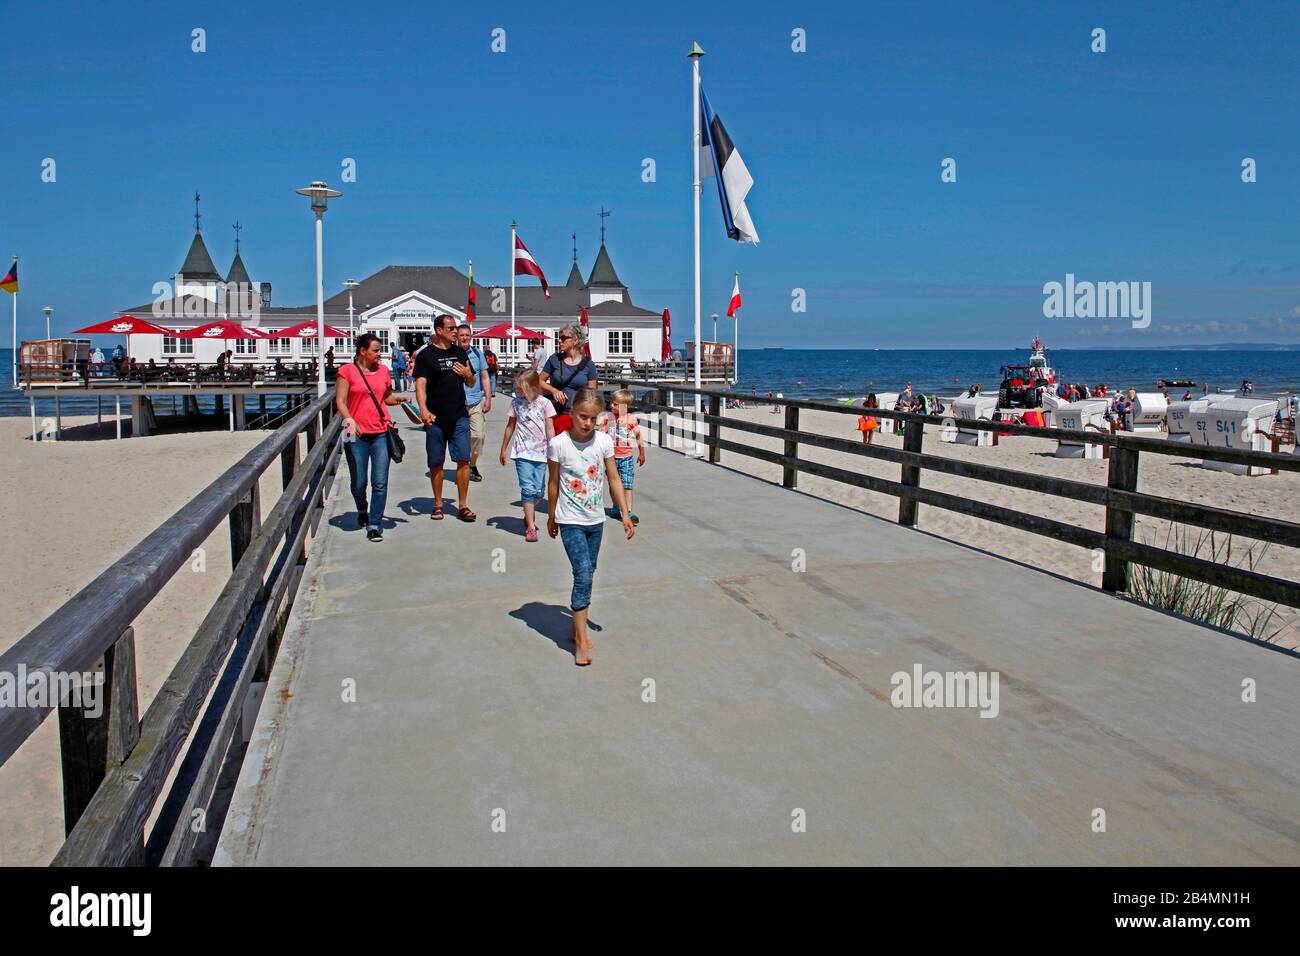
[700,85,759,244]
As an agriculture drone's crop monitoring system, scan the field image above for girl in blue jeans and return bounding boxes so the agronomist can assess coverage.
[547,391,634,665]
[499,370,556,542]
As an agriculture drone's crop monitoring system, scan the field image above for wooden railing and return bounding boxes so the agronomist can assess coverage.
[0,391,343,865]
[21,361,333,388]
[616,381,1300,610]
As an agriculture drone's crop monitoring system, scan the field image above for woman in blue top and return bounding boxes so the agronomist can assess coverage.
[540,323,599,432]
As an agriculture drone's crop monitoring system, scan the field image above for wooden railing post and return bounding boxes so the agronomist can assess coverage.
[708,394,721,464]
[229,483,261,568]
[306,413,319,451]
[898,416,925,526]
[281,435,298,490]
[57,627,140,842]
[782,404,799,489]
[1103,444,1140,592]
[652,390,665,448]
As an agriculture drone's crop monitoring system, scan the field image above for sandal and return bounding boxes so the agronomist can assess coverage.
[457,506,477,522]
[431,506,444,520]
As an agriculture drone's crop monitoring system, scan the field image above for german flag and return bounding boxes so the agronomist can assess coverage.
[0,262,16,295]
[466,261,476,324]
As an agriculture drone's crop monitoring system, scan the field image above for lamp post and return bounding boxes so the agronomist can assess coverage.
[43,306,52,339]
[343,279,359,343]
[295,180,342,396]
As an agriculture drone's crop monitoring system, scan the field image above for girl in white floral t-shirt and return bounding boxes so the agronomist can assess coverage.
[547,391,634,666]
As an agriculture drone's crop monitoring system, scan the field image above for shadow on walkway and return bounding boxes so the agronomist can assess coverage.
[509,601,603,659]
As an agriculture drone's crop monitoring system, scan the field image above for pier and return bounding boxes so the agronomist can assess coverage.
[216,410,1300,865]
[4,391,1298,866]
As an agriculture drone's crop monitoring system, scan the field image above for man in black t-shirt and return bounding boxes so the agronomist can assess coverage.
[414,314,477,521]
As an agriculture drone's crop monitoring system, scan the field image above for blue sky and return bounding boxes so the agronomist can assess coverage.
[3,0,1298,348]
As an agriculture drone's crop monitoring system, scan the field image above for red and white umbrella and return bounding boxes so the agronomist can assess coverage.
[74,315,176,364]
[75,315,174,336]
[579,307,592,358]
[475,321,544,340]
[268,321,350,339]
[176,320,270,340]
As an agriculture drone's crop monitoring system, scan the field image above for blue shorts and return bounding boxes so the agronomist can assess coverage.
[425,415,471,468]
[514,458,547,501]
[615,454,635,489]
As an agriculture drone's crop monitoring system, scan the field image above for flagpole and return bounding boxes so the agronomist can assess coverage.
[734,271,740,385]
[10,255,17,388]
[510,221,517,360]
[690,44,704,417]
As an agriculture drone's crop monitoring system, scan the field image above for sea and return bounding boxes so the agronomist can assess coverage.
[724,349,1298,403]
[2,347,1296,417]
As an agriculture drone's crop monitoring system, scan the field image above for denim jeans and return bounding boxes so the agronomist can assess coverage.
[514,458,547,501]
[343,431,390,531]
[559,523,604,611]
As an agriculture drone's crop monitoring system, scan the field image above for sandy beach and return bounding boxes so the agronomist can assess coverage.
[702,404,1300,648]
[0,415,291,865]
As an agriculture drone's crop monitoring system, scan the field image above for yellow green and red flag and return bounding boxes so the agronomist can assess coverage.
[466,262,476,324]
[0,262,16,295]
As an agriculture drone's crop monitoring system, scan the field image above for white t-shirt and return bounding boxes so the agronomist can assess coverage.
[508,395,555,462]
[547,430,615,525]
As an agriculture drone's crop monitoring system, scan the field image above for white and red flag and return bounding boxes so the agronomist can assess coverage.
[513,233,550,299]
[579,306,592,357]
[726,274,742,317]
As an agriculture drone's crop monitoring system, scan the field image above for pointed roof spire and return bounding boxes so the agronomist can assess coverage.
[226,221,251,285]
[565,231,584,287]
[178,193,221,281]
[227,252,251,287]
[586,242,624,289]
[194,191,202,232]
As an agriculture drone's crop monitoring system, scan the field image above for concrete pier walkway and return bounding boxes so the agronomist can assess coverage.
[216,410,1300,865]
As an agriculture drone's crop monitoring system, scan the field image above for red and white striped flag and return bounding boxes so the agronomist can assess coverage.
[513,233,550,299]
[726,274,742,317]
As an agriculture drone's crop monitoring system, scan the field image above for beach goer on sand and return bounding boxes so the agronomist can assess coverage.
[500,369,556,542]
[336,333,404,541]
[541,324,598,433]
[598,388,645,525]
[391,345,408,392]
[414,314,477,522]
[456,324,492,483]
[858,394,880,445]
[547,390,635,666]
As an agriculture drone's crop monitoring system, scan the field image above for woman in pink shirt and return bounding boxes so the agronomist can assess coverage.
[335,333,404,541]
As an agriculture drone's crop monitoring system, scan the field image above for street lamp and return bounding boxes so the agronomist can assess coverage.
[295,180,342,396]
[343,279,359,342]
[43,306,52,339]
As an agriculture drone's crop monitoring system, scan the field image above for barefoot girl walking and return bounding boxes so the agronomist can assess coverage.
[547,391,635,666]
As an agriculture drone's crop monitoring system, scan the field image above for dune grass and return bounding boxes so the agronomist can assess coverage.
[1126,525,1288,642]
